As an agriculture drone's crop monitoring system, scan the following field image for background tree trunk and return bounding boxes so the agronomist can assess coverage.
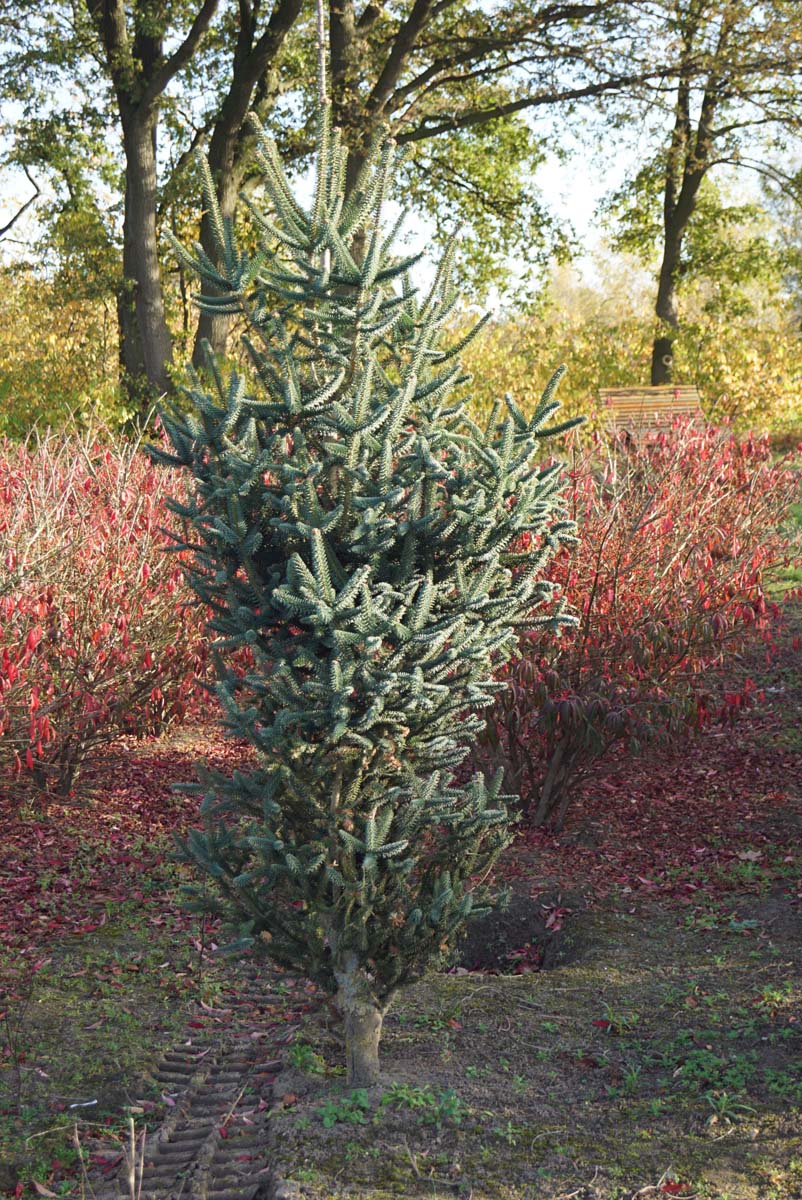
[120,107,174,401]
[651,226,682,385]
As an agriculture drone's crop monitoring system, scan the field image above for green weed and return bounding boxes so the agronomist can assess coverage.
[317,1090,371,1128]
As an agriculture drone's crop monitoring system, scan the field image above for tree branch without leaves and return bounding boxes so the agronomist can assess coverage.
[0,167,41,239]
[396,68,667,142]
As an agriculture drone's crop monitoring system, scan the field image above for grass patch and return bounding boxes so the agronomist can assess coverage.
[0,863,228,1191]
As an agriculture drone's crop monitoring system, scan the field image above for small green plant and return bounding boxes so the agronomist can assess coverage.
[492,1120,523,1145]
[621,1064,642,1096]
[728,917,760,933]
[413,1006,463,1033]
[765,1068,802,1104]
[754,981,794,1017]
[704,1090,756,1125]
[675,1049,756,1095]
[379,1083,435,1112]
[294,1166,319,1183]
[684,909,720,932]
[599,1002,640,1035]
[317,1089,371,1128]
[424,1088,465,1127]
[343,1139,381,1162]
[288,1040,326,1075]
[727,1019,759,1040]
[465,1064,491,1080]
[378,1083,465,1127]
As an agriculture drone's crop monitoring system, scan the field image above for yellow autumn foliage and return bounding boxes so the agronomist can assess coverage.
[0,270,123,438]
[1,258,799,445]
[461,304,802,441]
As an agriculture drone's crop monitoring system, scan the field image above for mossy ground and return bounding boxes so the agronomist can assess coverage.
[0,857,231,1191]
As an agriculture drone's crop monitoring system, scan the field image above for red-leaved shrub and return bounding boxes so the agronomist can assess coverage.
[470,420,801,828]
[0,422,210,796]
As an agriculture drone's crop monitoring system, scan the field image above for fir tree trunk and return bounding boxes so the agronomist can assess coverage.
[335,952,384,1087]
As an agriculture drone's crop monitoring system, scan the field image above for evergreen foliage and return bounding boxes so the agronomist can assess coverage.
[149,54,581,1082]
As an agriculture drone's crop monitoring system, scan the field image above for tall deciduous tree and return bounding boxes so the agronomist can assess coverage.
[0,0,659,410]
[83,0,222,398]
[605,0,802,384]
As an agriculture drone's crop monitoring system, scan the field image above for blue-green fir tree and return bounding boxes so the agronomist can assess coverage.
[149,18,580,1087]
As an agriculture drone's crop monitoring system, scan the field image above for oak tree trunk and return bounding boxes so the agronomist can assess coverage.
[120,107,174,404]
[651,222,682,386]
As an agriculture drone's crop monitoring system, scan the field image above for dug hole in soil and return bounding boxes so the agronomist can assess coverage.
[455,890,581,974]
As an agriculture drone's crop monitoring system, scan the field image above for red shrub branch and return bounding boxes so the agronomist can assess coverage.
[472,421,801,828]
[0,422,210,797]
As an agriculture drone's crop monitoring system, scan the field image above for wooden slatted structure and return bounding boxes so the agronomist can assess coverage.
[599,385,703,434]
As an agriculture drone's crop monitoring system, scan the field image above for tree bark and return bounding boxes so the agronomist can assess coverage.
[191,128,247,367]
[529,736,568,827]
[650,4,735,386]
[334,951,384,1087]
[84,0,220,410]
[120,106,174,400]
[650,222,682,385]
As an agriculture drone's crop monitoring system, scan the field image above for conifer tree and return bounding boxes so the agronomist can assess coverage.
[149,7,580,1087]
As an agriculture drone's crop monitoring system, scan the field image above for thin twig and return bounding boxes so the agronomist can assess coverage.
[316,0,327,106]
[558,1165,600,1198]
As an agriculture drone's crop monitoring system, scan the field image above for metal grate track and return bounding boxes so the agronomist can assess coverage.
[89,971,311,1200]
